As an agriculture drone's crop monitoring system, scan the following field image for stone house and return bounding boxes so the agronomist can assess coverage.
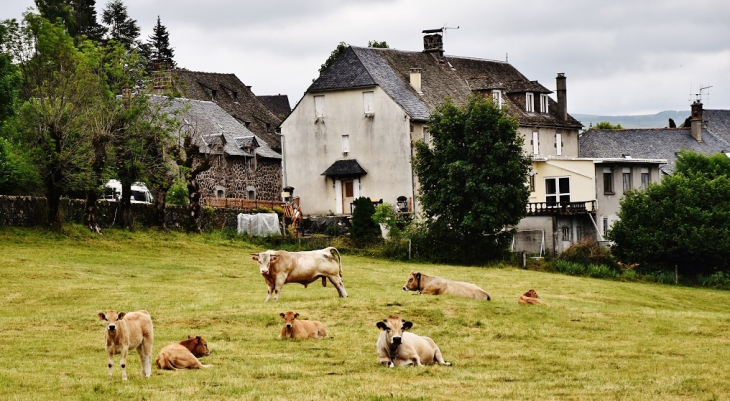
[282,30,596,254]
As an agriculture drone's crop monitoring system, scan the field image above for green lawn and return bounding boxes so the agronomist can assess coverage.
[0,227,728,400]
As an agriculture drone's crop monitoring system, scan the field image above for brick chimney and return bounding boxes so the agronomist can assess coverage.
[556,73,567,121]
[691,100,703,142]
[409,68,422,94]
[422,28,444,57]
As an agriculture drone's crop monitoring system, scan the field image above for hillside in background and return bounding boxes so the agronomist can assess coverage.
[572,110,690,129]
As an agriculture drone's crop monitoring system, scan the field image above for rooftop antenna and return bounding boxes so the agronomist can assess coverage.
[688,83,712,103]
[441,23,459,47]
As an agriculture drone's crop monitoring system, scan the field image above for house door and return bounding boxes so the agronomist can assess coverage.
[342,180,355,214]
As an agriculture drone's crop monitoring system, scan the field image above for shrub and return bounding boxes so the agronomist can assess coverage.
[558,239,616,268]
[350,197,381,247]
[166,179,188,206]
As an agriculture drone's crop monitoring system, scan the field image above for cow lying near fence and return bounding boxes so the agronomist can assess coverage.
[279,311,328,339]
[375,316,451,368]
[98,310,154,380]
[402,271,491,300]
[251,247,347,302]
[156,335,211,370]
[518,289,546,305]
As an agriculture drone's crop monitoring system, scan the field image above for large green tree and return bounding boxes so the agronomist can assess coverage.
[101,0,139,50]
[35,0,106,41]
[146,16,175,66]
[608,150,730,276]
[413,94,531,264]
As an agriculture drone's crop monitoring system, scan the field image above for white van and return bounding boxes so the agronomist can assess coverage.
[102,179,154,204]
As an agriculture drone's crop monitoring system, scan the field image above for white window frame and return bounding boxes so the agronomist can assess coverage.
[341,135,350,154]
[423,127,431,145]
[641,168,650,190]
[526,92,535,112]
[314,95,325,118]
[492,90,503,109]
[363,91,374,115]
[532,131,539,155]
[545,176,571,206]
[540,94,549,113]
[622,167,632,192]
[555,133,562,156]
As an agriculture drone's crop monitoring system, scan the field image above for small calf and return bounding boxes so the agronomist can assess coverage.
[156,336,211,370]
[98,310,154,380]
[518,289,546,305]
[375,315,451,368]
[279,311,328,339]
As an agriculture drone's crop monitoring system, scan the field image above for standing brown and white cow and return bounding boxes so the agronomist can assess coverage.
[251,247,347,302]
[98,310,154,380]
[375,315,451,368]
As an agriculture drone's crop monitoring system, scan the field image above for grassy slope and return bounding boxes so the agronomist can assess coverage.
[0,227,728,400]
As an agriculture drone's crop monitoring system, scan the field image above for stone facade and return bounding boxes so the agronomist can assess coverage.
[196,155,281,201]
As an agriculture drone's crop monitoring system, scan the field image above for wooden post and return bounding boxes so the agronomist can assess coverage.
[675,265,679,285]
[408,239,412,260]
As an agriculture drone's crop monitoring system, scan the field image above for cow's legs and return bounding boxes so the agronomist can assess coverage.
[264,283,274,302]
[120,347,129,380]
[433,347,451,366]
[138,343,152,378]
[328,275,348,298]
[273,276,287,302]
[106,351,114,379]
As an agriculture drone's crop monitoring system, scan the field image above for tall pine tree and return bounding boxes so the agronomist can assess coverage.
[35,0,106,41]
[147,16,175,67]
[101,0,139,50]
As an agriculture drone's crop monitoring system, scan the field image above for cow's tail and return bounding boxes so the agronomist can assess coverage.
[330,247,342,278]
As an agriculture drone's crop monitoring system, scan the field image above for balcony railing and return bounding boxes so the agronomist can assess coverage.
[202,197,281,210]
[526,200,596,216]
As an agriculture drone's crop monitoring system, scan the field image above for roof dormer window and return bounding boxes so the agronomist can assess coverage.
[526,92,534,112]
[492,90,503,109]
[540,94,549,113]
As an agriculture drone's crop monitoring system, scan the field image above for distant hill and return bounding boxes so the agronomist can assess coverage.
[572,110,690,129]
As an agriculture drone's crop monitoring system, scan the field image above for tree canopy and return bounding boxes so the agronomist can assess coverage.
[591,121,623,129]
[101,0,140,50]
[413,94,531,264]
[368,40,388,48]
[146,16,175,67]
[608,150,730,276]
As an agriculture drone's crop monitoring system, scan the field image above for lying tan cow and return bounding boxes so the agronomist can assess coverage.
[376,315,451,368]
[251,247,347,302]
[98,310,154,380]
[279,311,328,339]
[518,289,546,305]
[156,336,212,370]
[402,271,491,300]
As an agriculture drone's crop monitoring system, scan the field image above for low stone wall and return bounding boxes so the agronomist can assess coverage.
[0,195,270,231]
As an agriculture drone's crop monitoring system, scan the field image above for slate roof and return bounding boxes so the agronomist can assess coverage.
[168,70,283,151]
[150,96,281,160]
[704,109,730,143]
[579,128,730,174]
[308,46,581,128]
[321,159,368,176]
[257,95,292,119]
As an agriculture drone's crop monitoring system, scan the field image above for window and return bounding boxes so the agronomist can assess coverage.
[603,167,614,194]
[423,127,431,145]
[641,168,650,190]
[492,90,503,109]
[526,92,535,112]
[555,133,562,156]
[532,131,539,155]
[562,226,570,241]
[212,89,217,101]
[623,167,632,192]
[341,135,350,154]
[314,95,325,118]
[529,173,535,192]
[363,91,374,115]
[545,177,570,206]
[540,94,549,113]
[603,217,609,237]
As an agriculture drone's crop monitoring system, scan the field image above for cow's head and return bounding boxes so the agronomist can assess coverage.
[376,315,413,346]
[251,251,279,275]
[98,310,126,333]
[402,271,421,292]
[280,311,299,329]
[523,289,539,299]
[185,335,211,358]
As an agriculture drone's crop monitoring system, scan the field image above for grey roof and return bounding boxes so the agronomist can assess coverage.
[256,95,292,119]
[307,46,581,128]
[579,128,730,174]
[150,96,281,160]
[321,159,368,176]
[704,109,730,142]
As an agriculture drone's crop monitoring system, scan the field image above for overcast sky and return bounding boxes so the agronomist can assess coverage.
[4,0,730,115]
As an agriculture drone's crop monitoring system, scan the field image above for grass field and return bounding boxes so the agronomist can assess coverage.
[0,227,729,400]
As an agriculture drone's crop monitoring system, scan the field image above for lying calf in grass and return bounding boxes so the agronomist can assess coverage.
[156,335,211,370]
[279,311,328,339]
[518,289,546,305]
[402,271,491,300]
[375,315,451,368]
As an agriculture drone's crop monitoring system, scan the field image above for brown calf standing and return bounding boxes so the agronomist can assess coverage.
[279,311,328,339]
[156,335,211,370]
[98,310,154,380]
[518,289,546,305]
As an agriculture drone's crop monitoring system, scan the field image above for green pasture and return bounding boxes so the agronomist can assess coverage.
[0,227,728,400]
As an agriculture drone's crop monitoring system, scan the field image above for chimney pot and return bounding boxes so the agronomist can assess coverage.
[409,68,423,94]
[691,101,703,142]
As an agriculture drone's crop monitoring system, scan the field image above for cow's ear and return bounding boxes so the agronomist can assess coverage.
[270,255,279,262]
[376,321,388,331]
[98,312,106,321]
[294,313,299,319]
[117,312,126,320]
[402,321,413,331]
[279,313,285,319]
[251,254,259,261]
[195,336,201,342]
[415,273,421,279]
[188,335,192,339]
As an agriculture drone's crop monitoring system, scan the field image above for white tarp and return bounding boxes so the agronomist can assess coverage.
[237,213,281,236]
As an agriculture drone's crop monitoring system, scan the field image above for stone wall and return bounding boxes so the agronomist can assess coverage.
[196,155,281,202]
[0,195,271,231]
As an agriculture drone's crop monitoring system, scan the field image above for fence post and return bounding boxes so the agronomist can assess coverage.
[408,239,412,260]
[522,251,527,268]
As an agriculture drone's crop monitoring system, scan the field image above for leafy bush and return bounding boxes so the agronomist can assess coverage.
[558,239,616,268]
[350,197,381,247]
[554,260,586,276]
[698,272,730,289]
[166,179,188,205]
